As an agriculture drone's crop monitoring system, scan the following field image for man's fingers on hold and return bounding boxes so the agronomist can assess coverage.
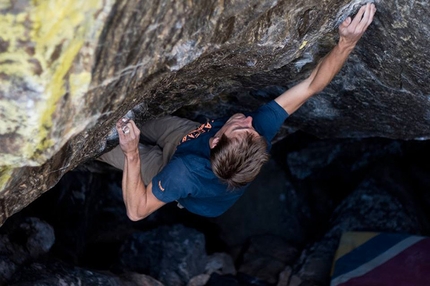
[358,3,375,31]
[369,5,376,23]
[129,120,137,130]
[342,16,351,27]
[356,5,371,31]
[365,11,375,29]
[122,123,132,136]
[130,121,140,134]
[126,122,139,138]
[351,4,367,26]
[117,127,125,142]
[116,123,124,135]
[363,3,376,30]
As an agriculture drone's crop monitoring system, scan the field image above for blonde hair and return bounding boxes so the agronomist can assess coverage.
[210,132,269,189]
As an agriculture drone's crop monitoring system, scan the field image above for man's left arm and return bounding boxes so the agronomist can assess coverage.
[275,3,376,115]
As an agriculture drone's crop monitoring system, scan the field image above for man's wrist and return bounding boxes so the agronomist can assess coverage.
[124,150,140,161]
[337,37,356,54]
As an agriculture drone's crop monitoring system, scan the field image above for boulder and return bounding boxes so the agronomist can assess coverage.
[291,165,423,285]
[8,260,163,286]
[0,217,55,283]
[118,224,208,285]
[238,235,299,284]
[1,0,429,225]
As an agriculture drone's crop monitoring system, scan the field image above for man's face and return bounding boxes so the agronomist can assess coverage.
[216,113,259,139]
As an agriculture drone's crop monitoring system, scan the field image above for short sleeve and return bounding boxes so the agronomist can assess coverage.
[248,100,289,145]
[151,158,195,203]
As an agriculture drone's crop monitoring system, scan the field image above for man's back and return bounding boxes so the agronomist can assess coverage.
[150,100,288,216]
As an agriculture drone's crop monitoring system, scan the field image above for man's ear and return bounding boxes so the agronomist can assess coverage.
[210,137,220,149]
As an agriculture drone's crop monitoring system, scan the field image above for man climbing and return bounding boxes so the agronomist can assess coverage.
[99,3,376,221]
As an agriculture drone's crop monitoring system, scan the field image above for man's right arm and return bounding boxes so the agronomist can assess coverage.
[122,151,166,221]
[117,119,166,221]
[275,3,376,115]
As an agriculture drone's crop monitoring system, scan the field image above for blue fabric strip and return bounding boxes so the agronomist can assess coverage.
[332,233,410,279]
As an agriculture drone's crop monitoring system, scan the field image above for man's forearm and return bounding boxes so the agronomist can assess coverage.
[122,152,148,221]
[116,119,165,221]
[309,40,355,94]
[274,41,355,115]
[275,3,375,115]
[308,40,355,94]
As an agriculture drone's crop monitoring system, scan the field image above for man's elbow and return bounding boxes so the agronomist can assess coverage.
[126,210,148,222]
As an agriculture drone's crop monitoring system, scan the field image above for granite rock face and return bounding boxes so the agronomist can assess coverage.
[1,0,429,224]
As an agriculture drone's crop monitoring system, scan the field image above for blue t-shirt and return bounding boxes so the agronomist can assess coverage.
[151,100,288,217]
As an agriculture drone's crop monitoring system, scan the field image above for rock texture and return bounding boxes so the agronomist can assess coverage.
[9,260,164,286]
[238,235,299,284]
[1,0,429,224]
[118,224,208,285]
[0,217,55,283]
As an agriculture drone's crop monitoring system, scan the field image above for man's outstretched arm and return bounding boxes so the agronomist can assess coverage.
[117,119,165,221]
[275,3,376,115]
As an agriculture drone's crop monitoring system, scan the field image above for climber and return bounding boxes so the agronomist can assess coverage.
[99,3,376,221]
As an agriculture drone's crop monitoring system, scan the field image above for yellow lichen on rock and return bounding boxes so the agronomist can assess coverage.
[0,0,111,169]
[30,0,105,162]
[0,100,25,135]
[0,13,31,76]
[0,167,13,193]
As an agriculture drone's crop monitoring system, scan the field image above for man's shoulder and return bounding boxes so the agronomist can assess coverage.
[251,100,287,116]
[152,155,209,203]
[249,100,289,145]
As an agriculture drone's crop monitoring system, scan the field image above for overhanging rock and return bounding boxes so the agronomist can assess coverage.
[0,0,429,225]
